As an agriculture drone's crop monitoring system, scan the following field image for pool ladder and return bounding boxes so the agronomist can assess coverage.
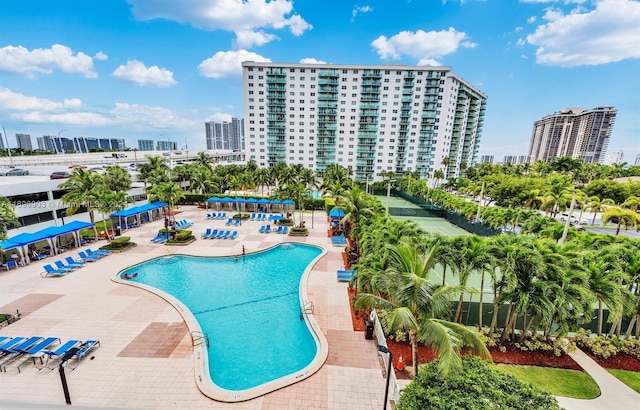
[191,331,209,348]
[300,301,314,320]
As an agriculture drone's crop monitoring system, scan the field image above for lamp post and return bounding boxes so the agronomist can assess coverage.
[475,181,485,223]
[560,190,577,245]
[365,174,372,195]
[377,345,392,410]
[2,125,15,168]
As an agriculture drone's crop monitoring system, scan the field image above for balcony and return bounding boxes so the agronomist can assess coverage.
[266,77,286,84]
[318,94,338,101]
[361,87,380,94]
[318,124,337,131]
[361,71,382,78]
[318,78,339,85]
[318,102,338,108]
[318,70,340,77]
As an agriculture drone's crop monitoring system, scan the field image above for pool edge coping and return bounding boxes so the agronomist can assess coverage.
[111,241,329,403]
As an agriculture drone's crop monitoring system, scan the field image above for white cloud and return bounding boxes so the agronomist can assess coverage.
[525,0,640,67]
[0,44,100,78]
[371,28,476,63]
[207,112,234,122]
[0,88,82,112]
[127,0,312,47]
[198,50,271,79]
[111,103,195,129]
[527,16,537,23]
[520,0,585,3]
[94,52,108,61]
[515,26,523,33]
[352,5,373,21]
[234,30,278,48]
[417,58,442,66]
[299,57,327,64]
[112,60,177,87]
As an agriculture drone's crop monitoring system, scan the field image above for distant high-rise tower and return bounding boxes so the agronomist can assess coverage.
[480,155,494,164]
[528,107,617,164]
[53,137,75,153]
[205,118,244,151]
[38,135,56,152]
[242,62,487,181]
[138,139,155,151]
[0,130,5,150]
[15,133,33,150]
[156,140,177,151]
[604,151,624,165]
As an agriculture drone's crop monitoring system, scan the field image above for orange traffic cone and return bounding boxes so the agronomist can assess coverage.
[396,355,405,371]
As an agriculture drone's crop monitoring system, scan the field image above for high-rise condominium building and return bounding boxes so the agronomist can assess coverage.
[74,137,100,153]
[16,133,33,150]
[157,140,177,151]
[205,118,244,151]
[37,136,56,152]
[242,62,487,181]
[138,139,155,151]
[528,107,617,164]
[503,155,529,165]
[480,155,494,164]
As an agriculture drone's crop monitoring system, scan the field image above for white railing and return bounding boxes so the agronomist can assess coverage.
[370,310,401,407]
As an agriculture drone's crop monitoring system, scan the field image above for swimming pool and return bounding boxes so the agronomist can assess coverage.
[118,243,327,401]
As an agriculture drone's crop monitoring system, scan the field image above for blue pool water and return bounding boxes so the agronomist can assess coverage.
[120,243,323,391]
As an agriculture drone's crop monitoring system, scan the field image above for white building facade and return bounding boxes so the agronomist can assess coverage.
[242,62,487,181]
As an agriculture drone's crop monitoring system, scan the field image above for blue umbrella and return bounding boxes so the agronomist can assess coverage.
[206,197,221,202]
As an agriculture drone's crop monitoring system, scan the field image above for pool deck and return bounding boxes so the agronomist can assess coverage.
[0,208,386,409]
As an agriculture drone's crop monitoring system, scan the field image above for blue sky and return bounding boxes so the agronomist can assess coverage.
[0,0,638,162]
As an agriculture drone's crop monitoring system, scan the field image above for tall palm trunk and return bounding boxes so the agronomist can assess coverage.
[409,329,419,377]
[478,270,485,329]
[501,310,518,343]
[597,300,604,336]
[455,292,465,323]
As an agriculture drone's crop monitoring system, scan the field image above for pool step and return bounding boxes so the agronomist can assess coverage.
[300,301,314,319]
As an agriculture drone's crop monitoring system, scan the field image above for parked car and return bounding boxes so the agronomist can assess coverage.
[50,171,70,180]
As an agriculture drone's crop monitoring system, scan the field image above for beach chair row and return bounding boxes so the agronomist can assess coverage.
[250,213,269,221]
[40,249,111,277]
[225,218,241,226]
[257,225,288,234]
[206,212,227,220]
[175,219,193,229]
[150,232,170,243]
[201,229,238,239]
[0,336,99,373]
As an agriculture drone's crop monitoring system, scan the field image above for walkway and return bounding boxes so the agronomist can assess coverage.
[557,349,640,410]
[0,207,386,409]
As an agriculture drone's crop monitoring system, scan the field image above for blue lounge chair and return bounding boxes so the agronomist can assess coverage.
[87,248,111,257]
[206,229,218,239]
[0,336,12,346]
[31,252,47,261]
[78,251,100,262]
[258,225,266,233]
[1,336,59,373]
[201,228,213,239]
[54,260,78,272]
[233,219,240,226]
[276,226,283,234]
[282,226,289,234]
[0,338,25,353]
[65,256,87,267]
[214,230,226,239]
[228,231,238,240]
[205,213,214,220]
[2,260,18,271]
[265,225,271,234]
[41,264,69,277]
[157,232,170,243]
[150,232,163,243]
[221,230,231,239]
[68,340,100,370]
[337,269,356,281]
[0,336,42,359]
[225,218,233,226]
[250,213,256,221]
[39,340,81,370]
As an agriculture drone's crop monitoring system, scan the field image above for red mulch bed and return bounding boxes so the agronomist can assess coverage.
[580,349,640,371]
[347,288,584,378]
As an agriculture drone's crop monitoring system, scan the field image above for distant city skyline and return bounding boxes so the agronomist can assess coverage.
[0,1,638,160]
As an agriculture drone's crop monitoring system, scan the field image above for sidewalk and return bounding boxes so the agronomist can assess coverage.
[556,349,640,410]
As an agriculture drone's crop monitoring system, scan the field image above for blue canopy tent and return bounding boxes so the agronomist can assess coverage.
[206,196,222,210]
[220,197,234,211]
[329,207,346,229]
[271,198,282,213]
[111,202,167,230]
[245,197,258,212]
[1,220,95,265]
[257,198,271,213]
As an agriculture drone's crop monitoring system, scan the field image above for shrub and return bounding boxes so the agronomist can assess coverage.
[398,356,560,410]
[277,218,294,226]
[575,329,640,360]
[289,227,308,236]
[174,230,193,241]
[101,236,134,251]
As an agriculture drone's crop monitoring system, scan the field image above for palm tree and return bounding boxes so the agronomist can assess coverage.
[586,255,625,336]
[59,168,102,226]
[137,155,169,189]
[195,151,212,167]
[354,243,490,376]
[602,207,640,235]
[0,196,19,240]
[94,189,131,241]
[337,187,376,253]
[433,169,445,189]
[254,168,273,196]
[147,182,186,224]
[586,196,615,225]
[103,165,133,193]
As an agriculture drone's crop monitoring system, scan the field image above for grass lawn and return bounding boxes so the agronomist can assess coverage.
[495,364,600,399]
[607,369,640,393]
